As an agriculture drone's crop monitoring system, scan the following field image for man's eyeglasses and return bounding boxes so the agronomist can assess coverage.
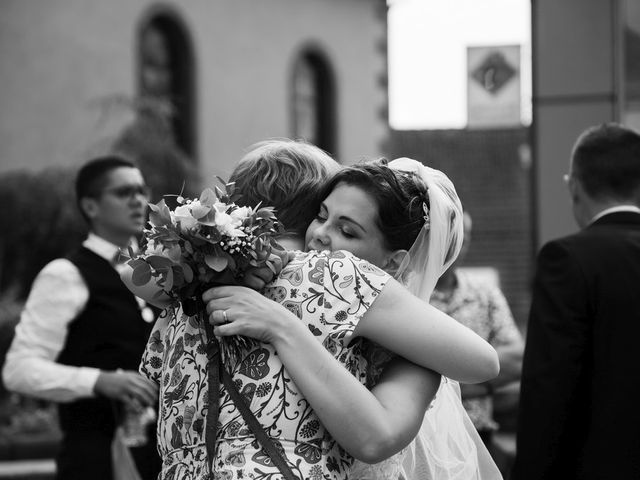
[102,184,151,200]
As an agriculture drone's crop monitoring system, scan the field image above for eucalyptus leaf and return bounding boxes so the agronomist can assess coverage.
[171,266,185,288]
[182,263,194,283]
[267,261,277,275]
[191,203,211,219]
[167,244,182,263]
[226,254,237,271]
[131,262,152,286]
[198,209,218,226]
[205,254,228,272]
[146,255,174,270]
[149,199,172,227]
[164,266,174,292]
[153,290,170,300]
[199,188,217,207]
[127,258,147,268]
[256,209,275,220]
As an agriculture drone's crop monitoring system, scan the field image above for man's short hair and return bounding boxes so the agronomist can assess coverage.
[571,123,640,201]
[230,139,341,237]
[75,155,136,222]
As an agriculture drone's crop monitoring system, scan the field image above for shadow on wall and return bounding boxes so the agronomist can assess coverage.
[111,96,201,209]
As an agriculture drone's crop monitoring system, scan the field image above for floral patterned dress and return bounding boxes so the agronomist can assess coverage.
[140,250,390,480]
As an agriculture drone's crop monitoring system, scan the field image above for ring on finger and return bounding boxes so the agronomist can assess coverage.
[222,310,230,324]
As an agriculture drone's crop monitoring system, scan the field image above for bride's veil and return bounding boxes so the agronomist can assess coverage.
[389,157,464,300]
[388,158,503,480]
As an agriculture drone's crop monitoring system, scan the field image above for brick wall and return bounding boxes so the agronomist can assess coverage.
[386,128,534,330]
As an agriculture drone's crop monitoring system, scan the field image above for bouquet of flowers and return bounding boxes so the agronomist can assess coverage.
[128,179,282,344]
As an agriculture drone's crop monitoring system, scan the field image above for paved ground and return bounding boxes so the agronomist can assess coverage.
[493,431,516,478]
[0,434,517,480]
[0,459,55,480]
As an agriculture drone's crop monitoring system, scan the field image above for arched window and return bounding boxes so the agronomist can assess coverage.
[290,48,337,156]
[138,11,196,159]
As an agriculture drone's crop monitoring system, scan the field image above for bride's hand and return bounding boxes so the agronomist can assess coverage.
[202,285,301,345]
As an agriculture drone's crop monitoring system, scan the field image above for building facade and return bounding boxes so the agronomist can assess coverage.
[0,0,388,180]
[388,128,533,328]
[532,0,640,245]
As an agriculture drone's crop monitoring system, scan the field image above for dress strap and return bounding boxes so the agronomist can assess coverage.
[203,311,222,477]
[202,312,298,480]
[221,367,298,480]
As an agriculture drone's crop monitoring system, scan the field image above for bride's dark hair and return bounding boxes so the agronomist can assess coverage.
[319,158,429,251]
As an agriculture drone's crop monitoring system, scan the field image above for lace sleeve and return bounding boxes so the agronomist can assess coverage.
[350,380,504,480]
[401,380,503,480]
[350,450,407,480]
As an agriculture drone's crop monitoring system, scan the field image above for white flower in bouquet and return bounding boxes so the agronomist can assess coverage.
[171,203,199,232]
[210,201,247,238]
[144,238,165,256]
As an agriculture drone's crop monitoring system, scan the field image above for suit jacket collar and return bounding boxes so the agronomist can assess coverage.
[590,210,640,228]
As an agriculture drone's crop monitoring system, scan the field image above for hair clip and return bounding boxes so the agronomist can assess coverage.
[422,202,430,229]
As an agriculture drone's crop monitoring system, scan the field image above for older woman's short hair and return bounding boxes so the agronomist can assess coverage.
[230,139,340,237]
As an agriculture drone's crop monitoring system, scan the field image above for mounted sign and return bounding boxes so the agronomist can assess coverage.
[467,45,521,128]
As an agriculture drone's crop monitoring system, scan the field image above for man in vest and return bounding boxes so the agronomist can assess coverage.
[3,156,161,480]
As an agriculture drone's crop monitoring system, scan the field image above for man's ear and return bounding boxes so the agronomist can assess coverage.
[382,249,408,276]
[567,176,578,200]
[567,175,586,205]
[80,197,99,221]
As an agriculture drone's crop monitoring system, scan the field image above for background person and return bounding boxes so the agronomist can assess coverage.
[512,123,640,479]
[2,156,161,480]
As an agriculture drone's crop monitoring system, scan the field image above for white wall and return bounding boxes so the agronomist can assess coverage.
[533,0,618,247]
[0,0,387,181]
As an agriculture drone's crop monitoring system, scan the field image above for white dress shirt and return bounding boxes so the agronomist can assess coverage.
[2,233,149,402]
[590,205,640,224]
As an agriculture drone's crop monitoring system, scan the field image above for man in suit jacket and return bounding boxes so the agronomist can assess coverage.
[512,123,640,479]
[3,156,161,480]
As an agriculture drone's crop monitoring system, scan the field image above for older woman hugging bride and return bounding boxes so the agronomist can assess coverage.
[134,140,502,480]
